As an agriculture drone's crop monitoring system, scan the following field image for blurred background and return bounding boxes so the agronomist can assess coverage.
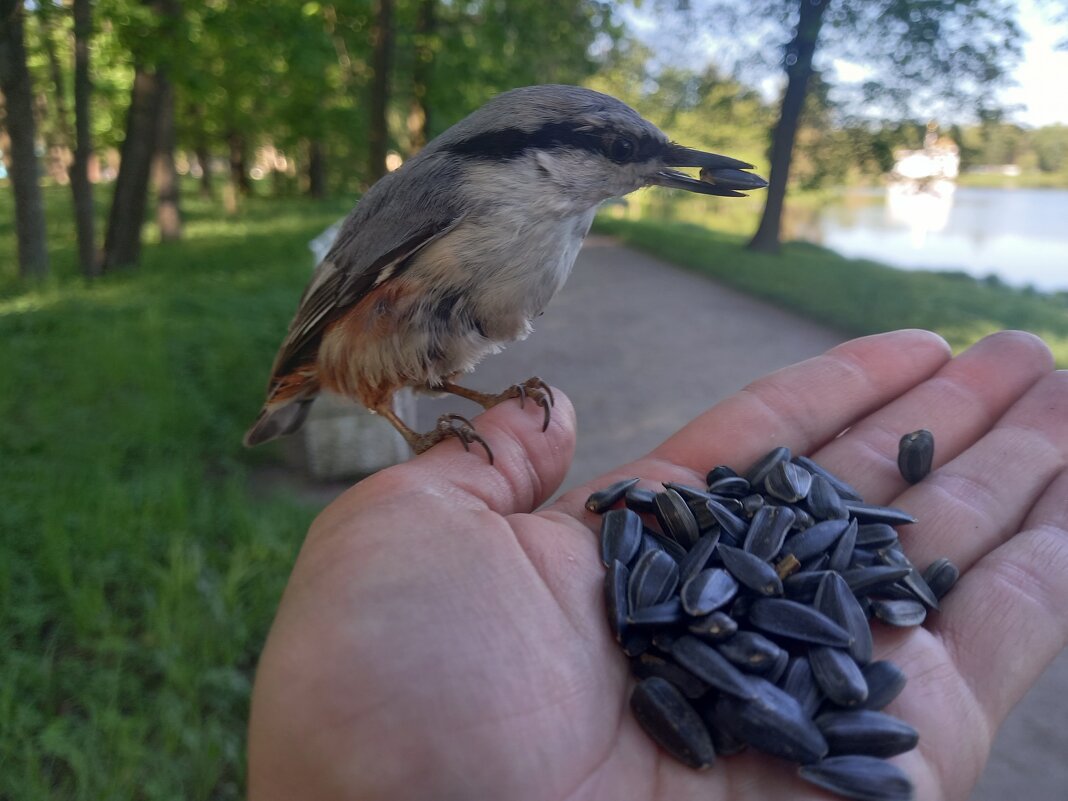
[1,1,1067,799]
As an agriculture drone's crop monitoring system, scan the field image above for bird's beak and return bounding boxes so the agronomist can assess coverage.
[653,144,769,197]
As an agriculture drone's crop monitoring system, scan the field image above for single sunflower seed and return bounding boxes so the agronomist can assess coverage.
[922,557,960,600]
[897,429,934,484]
[798,755,915,801]
[630,677,715,769]
[810,646,869,707]
[816,710,919,758]
[748,597,853,648]
[599,508,643,567]
[680,567,739,616]
[718,543,784,596]
[628,549,680,611]
[744,504,796,561]
[586,477,641,513]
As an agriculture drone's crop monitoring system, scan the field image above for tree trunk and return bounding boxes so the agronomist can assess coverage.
[747,0,829,254]
[307,138,326,198]
[154,73,181,242]
[406,0,434,153]
[102,66,163,269]
[196,143,212,196]
[228,131,251,194]
[188,103,212,197]
[71,0,98,276]
[0,0,50,278]
[367,0,394,183]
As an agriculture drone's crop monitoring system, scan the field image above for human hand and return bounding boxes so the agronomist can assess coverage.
[247,329,1067,801]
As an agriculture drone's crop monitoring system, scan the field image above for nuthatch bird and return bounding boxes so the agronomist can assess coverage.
[244,85,767,461]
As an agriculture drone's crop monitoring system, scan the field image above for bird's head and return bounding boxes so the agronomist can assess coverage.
[432,85,767,214]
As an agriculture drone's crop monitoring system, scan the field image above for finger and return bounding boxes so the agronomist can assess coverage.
[319,388,576,530]
[930,464,1068,740]
[810,330,1055,504]
[893,369,1068,571]
[553,330,951,518]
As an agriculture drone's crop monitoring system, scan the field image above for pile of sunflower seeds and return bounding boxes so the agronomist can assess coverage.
[588,438,957,801]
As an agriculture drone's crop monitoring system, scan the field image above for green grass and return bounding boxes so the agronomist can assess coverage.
[0,185,350,800]
[593,215,1068,367]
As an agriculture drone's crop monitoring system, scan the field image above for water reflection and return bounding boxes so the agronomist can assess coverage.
[615,185,1068,293]
[794,186,1068,292]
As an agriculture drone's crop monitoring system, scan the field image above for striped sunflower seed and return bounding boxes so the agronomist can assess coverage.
[922,557,960,600]
[604,559,629,643]
[678,530,721,586]
[712,675,829,764]
[628,549,680,610]
[717,630,784,672]
[671,635,757,699]
[624,486,658,514]
[599,508,643,567]
[718,543,784,596]
[654,488,701,549]
[810,645,869,707]
[816,710,919,758]
[745,446,792,488]
[815,571,873,665]
[897,429,934,484]
[828,519,858,573]
[765,460,813,503]
[744,504,796,561]
[748,597,853,648]
[780,655,823,718]
[784,518,852,563]
[680,568,739,616]
[631,653,709,700]
[586,477,640,513]
[870,599,927,627]
[630,677,715,769]
[798,755,914,801]
[687,610,738,642]
[859,661,907,711]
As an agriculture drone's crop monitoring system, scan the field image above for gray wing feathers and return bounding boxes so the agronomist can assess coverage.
[267,154,467,383]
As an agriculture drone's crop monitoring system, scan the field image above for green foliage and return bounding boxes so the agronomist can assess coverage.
[594,215,1068,368]
[0,184,351,799]
[426,0,622,135]
[1030,124,1068,173]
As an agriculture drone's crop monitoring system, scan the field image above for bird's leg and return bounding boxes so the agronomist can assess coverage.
[373,403,494,464]
[436,377,555,432]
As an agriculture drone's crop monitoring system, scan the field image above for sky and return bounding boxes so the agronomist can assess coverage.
[1002,0,1068,126]
[624,0,1068,128]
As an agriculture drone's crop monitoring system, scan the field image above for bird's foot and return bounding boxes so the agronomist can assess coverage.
[411,413,495,464]
[437,376,555,432]
[489,377,555,432]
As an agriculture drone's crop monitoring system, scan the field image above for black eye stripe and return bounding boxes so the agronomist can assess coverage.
[448,122,661,164]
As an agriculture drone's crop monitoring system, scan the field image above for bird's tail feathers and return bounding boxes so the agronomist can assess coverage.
[243,398,315,447]
[243,368,320,447]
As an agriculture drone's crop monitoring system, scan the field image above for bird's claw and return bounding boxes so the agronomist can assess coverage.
[509,377,554,432]
[430,413,494,464]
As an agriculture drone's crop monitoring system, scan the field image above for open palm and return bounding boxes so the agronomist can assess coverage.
[248,329,1067,801]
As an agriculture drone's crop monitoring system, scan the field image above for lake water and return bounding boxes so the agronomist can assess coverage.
[787,185,1068,293]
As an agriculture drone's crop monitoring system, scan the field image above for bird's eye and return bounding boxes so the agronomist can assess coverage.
[606,137,636,163]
